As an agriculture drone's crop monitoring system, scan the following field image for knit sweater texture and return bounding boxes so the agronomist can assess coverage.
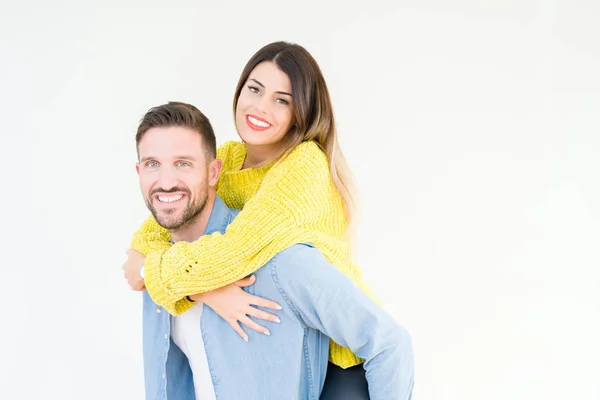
[132,140,379,368]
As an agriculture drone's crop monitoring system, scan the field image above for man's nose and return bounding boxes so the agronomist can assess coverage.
[157,168,178,191]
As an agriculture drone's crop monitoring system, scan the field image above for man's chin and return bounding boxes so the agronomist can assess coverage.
[156,221,184,230]
[153,213,185,230]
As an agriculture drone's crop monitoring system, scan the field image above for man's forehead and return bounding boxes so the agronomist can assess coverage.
[141,125,202,142]
[138,126,206,157]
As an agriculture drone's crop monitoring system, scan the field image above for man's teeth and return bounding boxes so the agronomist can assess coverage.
[248,116,271,127]
[158,194,183,203]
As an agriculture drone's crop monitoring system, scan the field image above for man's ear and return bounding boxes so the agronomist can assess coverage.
[136,163,140,175]
[208,158,223,187]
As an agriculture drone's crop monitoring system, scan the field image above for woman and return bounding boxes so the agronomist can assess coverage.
[125,41,378,398]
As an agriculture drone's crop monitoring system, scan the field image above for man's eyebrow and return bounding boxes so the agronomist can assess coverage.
[174,155,199,162]
[249,78,292,97]
[139,155,199,162]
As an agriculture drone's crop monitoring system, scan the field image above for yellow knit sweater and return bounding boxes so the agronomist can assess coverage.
[132,140,378,368]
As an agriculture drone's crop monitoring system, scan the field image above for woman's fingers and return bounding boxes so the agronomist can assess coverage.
[234,275,256,288]
[245,306,281,324]
[245,292,282,310]
[238,315,270,336]
[227,318,249,342]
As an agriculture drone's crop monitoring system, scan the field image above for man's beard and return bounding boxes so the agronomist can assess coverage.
[145,187,207,231]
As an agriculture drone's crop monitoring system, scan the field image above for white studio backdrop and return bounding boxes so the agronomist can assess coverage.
[0,1,598,399]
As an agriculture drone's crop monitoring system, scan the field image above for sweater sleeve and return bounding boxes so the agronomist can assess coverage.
[142,142,341,315]
[130,215,173,255]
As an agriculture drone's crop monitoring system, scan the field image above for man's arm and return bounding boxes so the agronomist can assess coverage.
[273,244,414,400]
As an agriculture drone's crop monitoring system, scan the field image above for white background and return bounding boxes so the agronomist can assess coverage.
[1,1,599,399]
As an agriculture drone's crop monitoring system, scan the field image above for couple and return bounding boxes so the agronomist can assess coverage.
[123,41,414,399]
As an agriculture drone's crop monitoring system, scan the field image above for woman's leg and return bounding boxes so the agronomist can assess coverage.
[320,362,369,400]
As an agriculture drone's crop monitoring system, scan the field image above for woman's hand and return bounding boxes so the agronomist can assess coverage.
[190,275,282,341]
[123,249,146,291]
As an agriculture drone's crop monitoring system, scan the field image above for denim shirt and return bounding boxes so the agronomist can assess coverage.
[142,196,414,400]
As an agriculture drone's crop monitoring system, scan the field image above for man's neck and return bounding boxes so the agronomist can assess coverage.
[169,193,216,243]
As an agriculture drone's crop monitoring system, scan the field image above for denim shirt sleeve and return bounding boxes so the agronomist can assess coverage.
[272,243,414,400]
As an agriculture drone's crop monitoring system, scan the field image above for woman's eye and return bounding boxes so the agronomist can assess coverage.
[276,98,289,105]
[248,85,259,94]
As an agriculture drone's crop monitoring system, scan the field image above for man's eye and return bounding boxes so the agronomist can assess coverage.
[146,161,159,167]
[177,161,191,167]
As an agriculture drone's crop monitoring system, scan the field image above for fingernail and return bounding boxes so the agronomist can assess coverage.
[264,329,270,336]
[243,336,248,342]
[275,304,283,310]
[274,317,281,323]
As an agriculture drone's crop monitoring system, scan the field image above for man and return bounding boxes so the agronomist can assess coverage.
[128,102,414,399]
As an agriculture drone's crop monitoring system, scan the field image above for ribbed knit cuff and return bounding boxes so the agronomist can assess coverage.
[174,297,195,315]
[143,250,180,314]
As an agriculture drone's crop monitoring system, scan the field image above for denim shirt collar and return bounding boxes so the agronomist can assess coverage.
[205,195,233,236]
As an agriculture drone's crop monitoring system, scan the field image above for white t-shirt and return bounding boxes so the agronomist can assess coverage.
[171,302,216,400]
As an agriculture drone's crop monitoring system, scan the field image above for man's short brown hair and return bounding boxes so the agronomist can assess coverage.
[136,101,217,159]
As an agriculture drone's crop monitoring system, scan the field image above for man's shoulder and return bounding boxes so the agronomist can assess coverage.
[273,243,326,268]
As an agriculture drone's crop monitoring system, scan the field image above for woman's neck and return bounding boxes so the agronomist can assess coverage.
[243,143,280,169]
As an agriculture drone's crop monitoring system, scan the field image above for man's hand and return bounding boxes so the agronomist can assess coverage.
[123,249,146,291]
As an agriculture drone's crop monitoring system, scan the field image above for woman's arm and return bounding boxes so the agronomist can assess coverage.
[143,142,343,315]
[130,215,173,255]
